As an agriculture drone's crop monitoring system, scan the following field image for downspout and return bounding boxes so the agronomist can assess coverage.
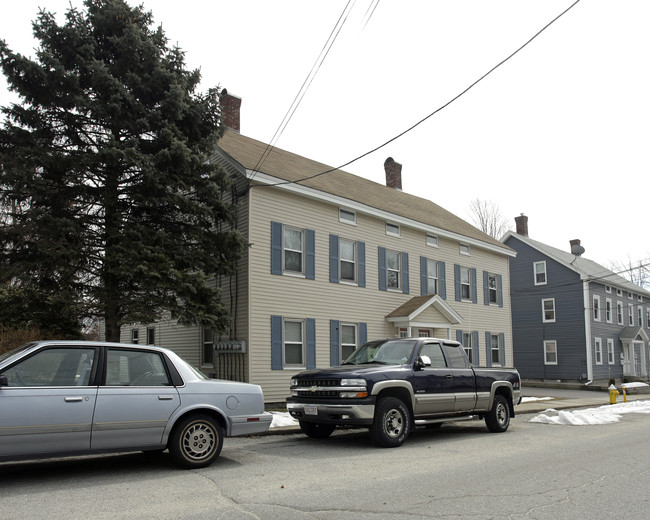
[583,279,593,385]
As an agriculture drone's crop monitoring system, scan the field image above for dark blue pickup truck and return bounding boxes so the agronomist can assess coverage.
[286,338,522,447]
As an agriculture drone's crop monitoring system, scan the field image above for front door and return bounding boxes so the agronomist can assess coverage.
[0,346,98,457]
[623,343,635,377]
[412,342,455,414]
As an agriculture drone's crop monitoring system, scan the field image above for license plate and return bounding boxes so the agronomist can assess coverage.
[304,405,317,415]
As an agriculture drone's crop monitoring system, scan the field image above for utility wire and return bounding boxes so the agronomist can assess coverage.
[249,0,357,183]
[252,0,582,190]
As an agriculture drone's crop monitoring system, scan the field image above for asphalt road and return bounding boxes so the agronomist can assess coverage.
[1,405,649,520]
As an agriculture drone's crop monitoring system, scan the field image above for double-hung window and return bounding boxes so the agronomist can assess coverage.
[544,340,558,365]
[426,259,438,295]
[594,338,603,365]
[607,339,615,364]
[462,332,474,363]
[271,222,315,279]
[460,267,471,299]
[490,334,501,365]
[617,302,624,325]
[340,239,356,282]
[340,323,358,361]
[606,298,612,323]
[283,319,304,367]
[593,296,600,321]
[283,227,303,273]
[386,250,401,290]
[542,299,556,323]
[534,261,547,285]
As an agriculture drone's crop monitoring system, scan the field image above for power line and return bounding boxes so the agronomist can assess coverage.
[249,0,357,183]
[252,0,582,190]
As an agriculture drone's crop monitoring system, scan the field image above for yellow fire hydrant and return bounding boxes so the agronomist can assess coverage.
[608,384,619,404]
[622,386,628,403]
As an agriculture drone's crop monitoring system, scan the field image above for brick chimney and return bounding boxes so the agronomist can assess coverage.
[384,157,402,190]
[220,89,241,132]
[515,214,528,237]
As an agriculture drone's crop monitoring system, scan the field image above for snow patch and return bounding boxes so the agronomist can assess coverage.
[530,400,650,426]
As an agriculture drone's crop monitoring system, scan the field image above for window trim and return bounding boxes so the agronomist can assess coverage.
[339,238,357,284]
[386,249,402,291]
[534,261,547,286]
[283,225,304,275]
[459,243,471,256]
[283,318,305,369]
[607,338,615,365]
[386,222,401,238]
[542,298,556,323]
[339,208,356,225]
[593,295,601,322]
[594,337,603,365]
[131,329,139,344]
[426,258,438,296]
[617,301,624,325]
[340,323,358,361]
[605,298,612,323]
[544,340,558,365]
[426,234,439,248]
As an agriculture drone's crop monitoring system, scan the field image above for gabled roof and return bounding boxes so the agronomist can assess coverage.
[503,231,650,297]
[620,326,650,342]
[385,294,463,325]
[217,130,513,256]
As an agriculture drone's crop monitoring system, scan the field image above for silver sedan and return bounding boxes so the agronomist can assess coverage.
[0,340,272,468]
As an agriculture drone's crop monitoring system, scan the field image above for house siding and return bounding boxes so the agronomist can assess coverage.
[506,236,586,381]
[249,186,513,401]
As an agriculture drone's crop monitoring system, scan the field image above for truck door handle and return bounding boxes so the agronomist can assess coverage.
[445,374,452,379]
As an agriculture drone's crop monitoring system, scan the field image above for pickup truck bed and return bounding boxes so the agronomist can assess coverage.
[287,338,522,447]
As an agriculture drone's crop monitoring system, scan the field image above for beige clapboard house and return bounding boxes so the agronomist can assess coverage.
[116,93,516,403]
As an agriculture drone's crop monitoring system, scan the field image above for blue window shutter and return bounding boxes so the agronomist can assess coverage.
[454,264,461,301]
[472,331,479,365]
[483,271,489,306]
[330,320,340,366]
[471,268,477,304]
[402,252,409,294]
[439,261,447,299]
[306,318,316,369]
[271,222,283,275]
[358,241,366,287]
[497,274,503,308]
[456,330,463,343]
[271,315,283,370]
[378,247,387,291]
[329,234,339,283]
[485,332,492,367]
[499,333,506,365]
[420,256,428,296]
[360,322,368,344]
[305,229,315,280]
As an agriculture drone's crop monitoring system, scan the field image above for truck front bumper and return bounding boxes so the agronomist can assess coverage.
[286,399,376,426]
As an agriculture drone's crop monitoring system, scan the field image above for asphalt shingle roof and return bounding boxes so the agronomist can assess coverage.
[217,130,511,253]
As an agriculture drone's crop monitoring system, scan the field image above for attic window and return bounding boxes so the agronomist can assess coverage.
[426,234,439,248]
[339,208,356,225]
[459,244,471,256]
[386,222,400,237]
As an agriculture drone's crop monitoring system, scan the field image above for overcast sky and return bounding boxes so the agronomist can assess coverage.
[1,1,648,271]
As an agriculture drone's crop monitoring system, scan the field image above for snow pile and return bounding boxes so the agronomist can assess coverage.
[521,396,553,403]
[530,400,650,426]
[270,411,298,429]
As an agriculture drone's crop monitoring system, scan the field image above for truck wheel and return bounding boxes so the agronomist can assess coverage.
[371,397,411,448]
[299,421,336,439]
[485,395,510,433]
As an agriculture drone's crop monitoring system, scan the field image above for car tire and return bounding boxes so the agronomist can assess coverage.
[169,414,224,469]
[299,421,336,439]
[485,394,510,433]
[370,397,411,448]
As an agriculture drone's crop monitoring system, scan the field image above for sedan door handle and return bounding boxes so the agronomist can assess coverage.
[158,395,174,400]
[65,397,83,402]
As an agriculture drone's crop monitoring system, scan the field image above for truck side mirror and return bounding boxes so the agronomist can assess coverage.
[415,356,431,370]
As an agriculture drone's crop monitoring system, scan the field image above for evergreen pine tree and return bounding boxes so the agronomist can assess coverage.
[0,0,245,341]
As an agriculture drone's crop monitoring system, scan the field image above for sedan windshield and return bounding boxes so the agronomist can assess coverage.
[343,339,417,366]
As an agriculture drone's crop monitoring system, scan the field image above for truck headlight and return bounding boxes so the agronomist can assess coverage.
[290,378,297,387]
[340,378,366,387]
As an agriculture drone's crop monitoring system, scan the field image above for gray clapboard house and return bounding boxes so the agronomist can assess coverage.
[503,215,650,385]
